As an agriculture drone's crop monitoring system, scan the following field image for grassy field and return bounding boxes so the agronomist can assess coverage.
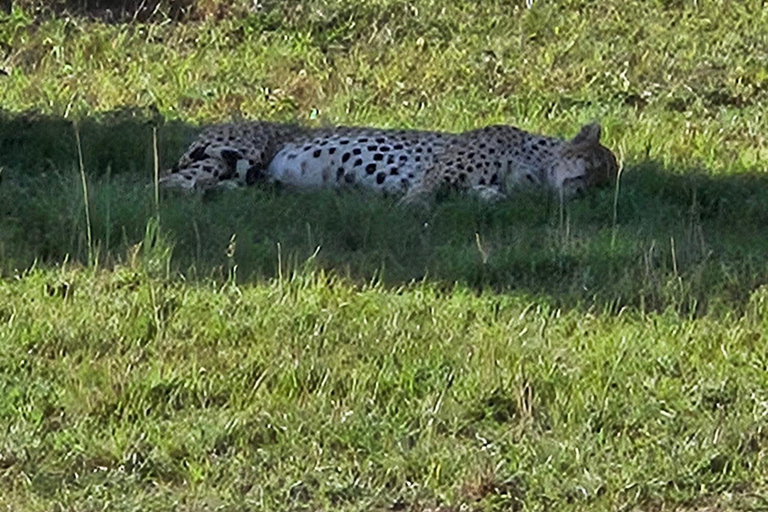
[1,1,768,510]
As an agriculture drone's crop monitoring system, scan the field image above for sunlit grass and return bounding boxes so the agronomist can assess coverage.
[1,1,768,510]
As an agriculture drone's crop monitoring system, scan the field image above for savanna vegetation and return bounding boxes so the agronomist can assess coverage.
[1,1,767,510]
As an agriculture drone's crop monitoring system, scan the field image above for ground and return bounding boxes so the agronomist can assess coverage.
[1,1,768,511]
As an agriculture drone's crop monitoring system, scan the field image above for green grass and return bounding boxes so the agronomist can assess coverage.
[1,1,768,510]
[2,266,768,511]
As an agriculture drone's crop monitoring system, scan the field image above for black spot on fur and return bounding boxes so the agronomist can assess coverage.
[376,172,386,184]
[344,173,356,184]
[342,153,351,163]
[394,144,404,150]
[303,145,312,151]
[329,147,337,155]
[340,139,349,145]
[389,168,399,175]
[415,156,421,162]
[467,152,475,159]
[490,174,499,185]
[354,159,363,167]
[375,137,386,143]
[399,155,408,162]
[526,174,536,183]
[466,165,474,173]
[479,177,486,185]
[416,147,423,153]
[359,138,369,143]
[366,163,377,174]
[313,149,322,158]
[387,155,396,165]
[458,173,467,182]
[367,145,378,151]
[189,145,208,161]
[380,145,391,151]
[373,153,384,161]
[337,167,345,180]
[489,148,496,154]
[320,140,328,146]
[220,149,243,169]
[353,148,362,155]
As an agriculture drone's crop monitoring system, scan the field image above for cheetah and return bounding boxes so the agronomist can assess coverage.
[160,120,618,203]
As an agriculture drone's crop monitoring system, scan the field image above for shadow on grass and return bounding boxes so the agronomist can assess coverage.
[0,107,194,176]
[2,108,768,316]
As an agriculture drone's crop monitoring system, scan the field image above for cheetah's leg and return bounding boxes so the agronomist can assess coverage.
[397,184,433,208]
[157,158,224,191]
[159,146,267,191]
[469,185,507,202]
[160,123,279,191]
[398,183,507,206]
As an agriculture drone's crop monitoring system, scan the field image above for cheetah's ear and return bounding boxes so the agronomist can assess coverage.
[570,122,601,145]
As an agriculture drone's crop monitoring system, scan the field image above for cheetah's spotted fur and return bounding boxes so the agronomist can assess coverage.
[160,121,618,203]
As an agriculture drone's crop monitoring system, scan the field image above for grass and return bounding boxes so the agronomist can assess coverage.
[1,0,768,510]
[1,265,768,511]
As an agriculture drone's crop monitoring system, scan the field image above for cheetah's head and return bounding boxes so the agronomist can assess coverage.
[549,123,618,197]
